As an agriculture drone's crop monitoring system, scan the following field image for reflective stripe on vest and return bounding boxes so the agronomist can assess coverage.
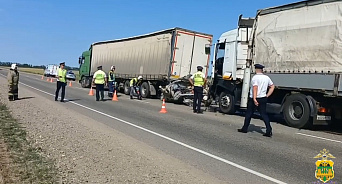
[58,69,67,83]
[130,78,137,87]
[108,71,115,81]
[94,70,106,84]
[193,72,204,86]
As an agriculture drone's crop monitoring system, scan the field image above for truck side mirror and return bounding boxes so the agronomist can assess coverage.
[205,44,211,55]
[78,57,82,64]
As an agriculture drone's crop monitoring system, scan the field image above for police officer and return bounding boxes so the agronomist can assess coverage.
[55,62,67,102]
[92,66,107,101]
[7,64,19,101]
[189,66,206,114]
[238,64,275,137]
[108,66,116,97]
[130,76,143,100]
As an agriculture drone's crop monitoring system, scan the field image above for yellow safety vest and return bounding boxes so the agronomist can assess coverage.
[193,71,204,86]
[58,68,67,83]
[108,71,115,81]
[130,78,137,87]
[94,70,106,84]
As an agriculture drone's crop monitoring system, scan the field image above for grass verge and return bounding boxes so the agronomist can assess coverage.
[0,102,58,183]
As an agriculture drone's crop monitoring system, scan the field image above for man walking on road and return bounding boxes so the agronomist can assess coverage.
[7,64,19,101]
[189,66,206,114]
[93,66,107,101]
[238,64,275,137]
[108,66,116,98]
[55,62,67,102]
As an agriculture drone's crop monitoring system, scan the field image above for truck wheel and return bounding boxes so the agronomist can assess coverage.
[81,77,87,88]
[124,81,130,95]
[283,94,311,128]
[219,92,235,114]
[141,82,150,98]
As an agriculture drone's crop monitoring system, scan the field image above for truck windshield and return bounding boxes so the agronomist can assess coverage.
[215,43,225,76]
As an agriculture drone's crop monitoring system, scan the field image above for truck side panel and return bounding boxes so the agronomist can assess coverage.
[172,30,212,78]
[254,1,342,74]
[90,33,172,78]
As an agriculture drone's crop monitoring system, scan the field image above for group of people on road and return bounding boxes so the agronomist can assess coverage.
[189,64,275,137]
[7,62,275,137]
[91,65,143,101]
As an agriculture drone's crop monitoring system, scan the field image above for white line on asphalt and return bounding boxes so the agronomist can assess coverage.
[296,132,342,144]
[7,79,286,184]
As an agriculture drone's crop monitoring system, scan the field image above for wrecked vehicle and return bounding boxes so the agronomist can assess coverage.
[159,76,210,107]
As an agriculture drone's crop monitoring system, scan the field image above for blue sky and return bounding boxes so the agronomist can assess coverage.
[0,0,297,67]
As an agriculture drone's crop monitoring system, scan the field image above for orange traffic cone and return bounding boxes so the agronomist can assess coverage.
[69,81,72,87]
[50,78,53,83]
[47,77,50,82]
[159,99,167,113]
[41,75,44,80]
[88,87,94,96]
[112,90,118,101]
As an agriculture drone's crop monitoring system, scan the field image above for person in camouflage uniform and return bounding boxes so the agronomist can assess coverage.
[7,64,19,101]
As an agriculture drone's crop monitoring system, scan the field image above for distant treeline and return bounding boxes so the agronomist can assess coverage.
[0,61,79,70]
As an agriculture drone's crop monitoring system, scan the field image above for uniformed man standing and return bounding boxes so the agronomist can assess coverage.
[7,64,19,101]
[238,64,275,137]
[130,76,143,100]
[189,66,206,114]
[108,66,116,98]
[55,62,67,102]
[92,66,107,101]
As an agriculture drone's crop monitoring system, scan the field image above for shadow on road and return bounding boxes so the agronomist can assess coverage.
[16,97,35,101]
[66,99,81,102]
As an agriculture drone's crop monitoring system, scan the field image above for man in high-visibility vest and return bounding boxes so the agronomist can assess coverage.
[7,64,19,101]
[130,76,143,100]
[108,65,116,98]
[55,62,67,102]
[189,66,206,114]
[92,66,107,101]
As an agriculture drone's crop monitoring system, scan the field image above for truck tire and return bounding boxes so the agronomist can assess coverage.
[219,92,235,114]
[283,94,311,128]
[141,82,150,98]
[81,76,87,88]
[124,81,130,95]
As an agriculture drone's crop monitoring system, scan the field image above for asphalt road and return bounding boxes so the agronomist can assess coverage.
[1,69,341,184]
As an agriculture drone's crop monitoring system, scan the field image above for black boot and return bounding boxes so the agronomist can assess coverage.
[14,95,19,100]
[8,95,14,101]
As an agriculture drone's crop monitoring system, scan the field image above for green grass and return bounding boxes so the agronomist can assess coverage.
[0,103,58,183]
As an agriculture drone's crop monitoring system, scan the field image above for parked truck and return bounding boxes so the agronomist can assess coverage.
[208,0,342,128]
[78,28,212,99]
[43,64,58,77]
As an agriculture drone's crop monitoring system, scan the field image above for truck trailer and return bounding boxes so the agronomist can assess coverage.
[78,28,212,98]
[208,0,342,128]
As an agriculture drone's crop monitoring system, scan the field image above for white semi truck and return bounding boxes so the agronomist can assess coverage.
[208,0,342,128]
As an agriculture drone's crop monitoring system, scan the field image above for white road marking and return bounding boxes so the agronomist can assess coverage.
[9,79,286,184]
[296,132,342,144]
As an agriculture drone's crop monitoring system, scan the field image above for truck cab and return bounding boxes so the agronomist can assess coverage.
[208,16,254,114]
[78,50,91,88]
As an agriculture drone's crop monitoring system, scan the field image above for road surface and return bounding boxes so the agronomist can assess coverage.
[1,69,341,184]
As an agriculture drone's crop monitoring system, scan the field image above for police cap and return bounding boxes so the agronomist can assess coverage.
[254,64,264,69]
[97,65,102,69]
[60,62,65,66]
[197,66,203,70]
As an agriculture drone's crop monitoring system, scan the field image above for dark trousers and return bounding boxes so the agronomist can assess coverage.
[193,86,203,112]
[96,84,105,101]
[55,81,66,101]
[242,97,272,133]
[8,86,18,101]
[130,86,141,99]
[108,81,115,97]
